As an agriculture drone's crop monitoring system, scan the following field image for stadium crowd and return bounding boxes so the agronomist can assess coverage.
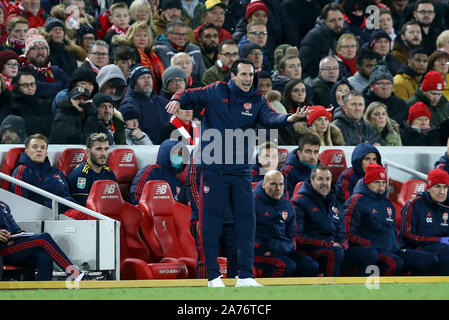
[1,0,449,283]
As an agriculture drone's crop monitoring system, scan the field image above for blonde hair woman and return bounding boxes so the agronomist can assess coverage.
[129,0,154,28]
[364,101,402,146]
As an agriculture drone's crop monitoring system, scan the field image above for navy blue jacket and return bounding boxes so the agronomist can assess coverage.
[34,64,69,103]
[400,191,449,248]
[335,143,382,205]
[171,76,290,176]
[344,179,399,252]
[434,153,449,175]
[130,140,187,205]
[292,179,347,249]
[251,158,265,183]
[281,148,314,199]
[254,181,296,255]
[119,88,170,145]
[68,160,117,206]
[11,152,75,209]
[0,201,22,245]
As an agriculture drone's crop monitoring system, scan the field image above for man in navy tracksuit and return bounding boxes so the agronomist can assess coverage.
[345,163,438,275]
[292,164,377,276]
[130,139,187,205]
[254,170,319,277]
[166,58,306,287]
[281,134,321,199]
[335,143,382,205]
[400,168,449,275]
[11,134,76,211]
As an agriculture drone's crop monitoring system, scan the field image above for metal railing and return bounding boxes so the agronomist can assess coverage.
[383,159,428,181]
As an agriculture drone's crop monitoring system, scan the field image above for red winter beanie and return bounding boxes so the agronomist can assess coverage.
[365,163,387,185]
[306,105,331,126]
[245,0,269,21]
[426,168,449,189]
[421,70,445,91]
[408,102,431,124]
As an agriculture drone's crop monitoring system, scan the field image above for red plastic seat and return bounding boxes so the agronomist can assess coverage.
[278,148,289,170]
[0,147,24,190]
[293,181,304,196]
[56,148,87,178]
[106,148,139,202]
[388,178,404,204]
[397,179,426,207]
[85,180,188,280]
[318,149,347,185]
[138,180,227,278]
[393,202,403,233]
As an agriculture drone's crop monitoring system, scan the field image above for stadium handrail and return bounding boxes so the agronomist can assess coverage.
[383,159,428,181]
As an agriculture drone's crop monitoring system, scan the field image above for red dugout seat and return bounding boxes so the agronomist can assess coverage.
[397,179,426,208]
[56,148,87,178]
[318,149,347,185]
[278,148,289,170]
[0,147,24,190]
[106,148,139,202]
[388,178,404,204]
[86,180,188,280]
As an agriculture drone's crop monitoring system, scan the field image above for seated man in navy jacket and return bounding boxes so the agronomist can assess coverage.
[251,141,279,183]
[400,168,449,275]
[254,170,319,277]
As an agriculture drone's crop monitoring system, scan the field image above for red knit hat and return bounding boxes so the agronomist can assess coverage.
[365,163,387,185]
[408,102,431,124]
[426,168,449,189]
[245,0,269,21]
[306,105,331,126]
[421,70,445,91]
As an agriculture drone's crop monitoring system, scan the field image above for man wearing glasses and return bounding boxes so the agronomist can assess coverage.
[239,20,274,71]
[412,0,440,56]
[82,40,110,73]
[311,56,340,107]
[202,39,239,85]
[392,21,423,65]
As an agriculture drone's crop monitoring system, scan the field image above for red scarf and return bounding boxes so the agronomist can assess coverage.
[107,24,128,35]
[19,56,55,82]
[1,74,11,90]
[170,115,199,146]
[337,53,357,76]
[168,40,185,52]
[137,48,165,94]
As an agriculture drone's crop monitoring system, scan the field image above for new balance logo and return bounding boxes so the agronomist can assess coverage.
[103,184,116,194]
[121,152,134,163]
[155,184,168,195]
[414,184,425,195]
[331,154,343,164]
[72,152,85,163]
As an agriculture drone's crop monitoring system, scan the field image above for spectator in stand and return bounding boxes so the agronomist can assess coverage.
[281,134,320,199]
[400,168,449,275]
[129,0,154,27]
[254,170,319,277]
[81,40,110,73]
[257,70,272,97]
[154,20,207,86]
[202,39,238,85]
[237,20,274,70]
[180,0,206,31]
[171,52,202,88]
[434,138,449,172]
[436,30,449,55]
[159,65,188,100]
[340,0,371,47]
[368,29,400,76]
[76,24,96,60]
[336,142,382,205]
[19,32,69,105]
[334,33,358,79]
[194,0,232,44]
[311,56,340,107]
[272,53,313,98]
[0,50,19,91]
[392,20,423,65]
[281,0,321,46]
[427,50,449,101]
[329,78,353,113]
[130,139,187,205]
[0,76,12,125]
[379,8,396,47]
[393,47,429,102]
[112,45,136,81]
[412,0,440,56]
[282,79,313,115]
[93,93,126,145]
[197,23,219,69]
[345,163,440,276]
[251,141,279,183]
[364,101,402,146]
[11,68,53,137]
[240,42,266,73]
[300,3,347,80]
[384,0,409,30]
[1,17,28,55]
[124,21,166,94]
[11,133,76,210]
[122,107,153,145]
[119,64,170,145]
[96,64,127,105]
[103,2,131,46]
[232,0,269,44]
[364,64,408,126]
[348,45,380,93]
[406,70,449,128]
[0,115,26,144]
[7,0,48,29]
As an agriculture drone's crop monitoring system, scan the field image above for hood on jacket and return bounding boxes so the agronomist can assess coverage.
[351,143,382,177]
[69,66,99,96]
[330,78,354,109]
[156,139,187,174]
[96,64,127,100]
[0,115,26,143]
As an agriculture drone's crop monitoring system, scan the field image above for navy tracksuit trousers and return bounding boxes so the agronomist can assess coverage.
[254,250,319,277]
[374,249,437,276]
[419,243,449,275]
[0,233,74,281]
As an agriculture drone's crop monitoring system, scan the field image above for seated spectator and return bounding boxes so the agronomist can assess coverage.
[96,64,127,104]
[0,115,26,144]
[282,79,313,114]
[406,70,449,128]
[340,0,371,47]
[67,133,117,211]
[75,23,96,62]
[437,30,449,55]
[412,0,440,56]
[334,33,358,79]
[160,65,188,100]
[93,93,126,145]
[257,70,273,98]
[103,3,131,45]
[7,0,48,29]
[11,133,75,210]
[281,0,321,46]
[311,56,340,107]
[254,170,319,277]
[392,20,423,65]
[119,64,170,145]
[281,134,320,198]
[202,39,238,85]
[271,52,310,96]
[130,139,187,205]
[11,68,53,137]
[159,108,199,146]
[240,42,266,73]
[232,0,269,43]
[400,168,449,275]
[364,102,402,146]
[364,64,408,126]
[401,102,443,146]
[344,163,440,276]
[81,40,110,73]
[427,50,449,101]
[197,23,219,69]
[329,78,353,113]
[293,105,345,147]
[49,87,99,144]
[379,8,396,46]
[121,107,153,145]
[348,46,380,93]
[238,20,274,70]
[336,142,382,205]
[170,52,201,88]
[0,50,19,91]
[194,0,233,43]
[368,28,400,76]
[1,17,29,55]
[251,141,279,183]
[393,47,429,101]
[112,45,136,81]
[180,0,205,31]
[332,91,384,146]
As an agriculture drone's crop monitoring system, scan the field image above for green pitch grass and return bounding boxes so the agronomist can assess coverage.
[1,283,449,300]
